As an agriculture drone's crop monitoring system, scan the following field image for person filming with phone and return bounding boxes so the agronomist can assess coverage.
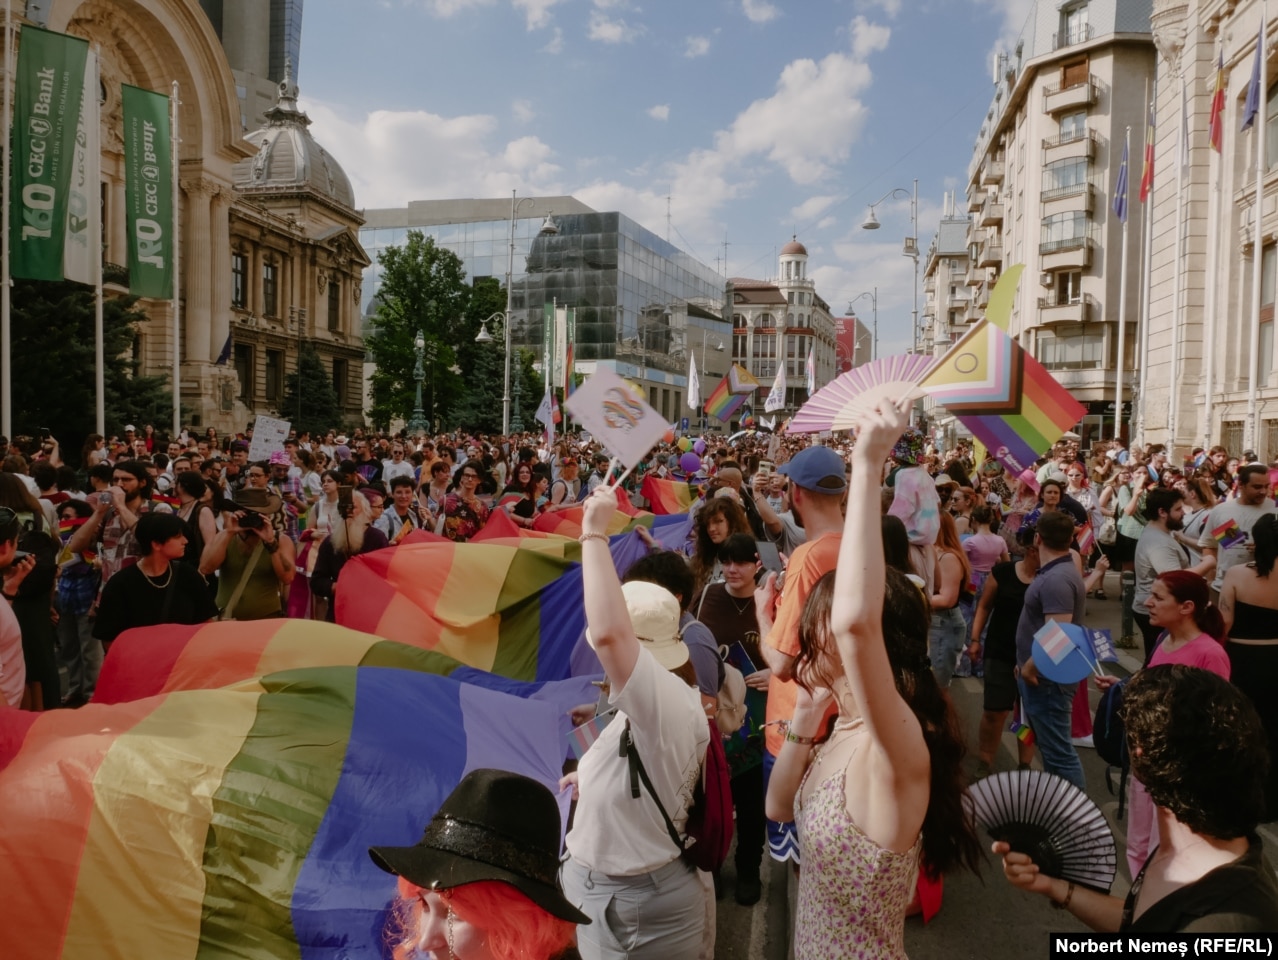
[199,487,295,621]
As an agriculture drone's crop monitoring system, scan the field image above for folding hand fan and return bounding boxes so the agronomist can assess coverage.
[967,769,1117,892]
[787,354,936,434]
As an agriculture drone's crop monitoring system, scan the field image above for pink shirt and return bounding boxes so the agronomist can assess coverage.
[963,532,1007,575]
[1147,632,1230,679]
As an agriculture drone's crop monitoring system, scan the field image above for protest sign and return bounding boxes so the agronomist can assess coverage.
[248,415,290,462]
[565,369,670,470]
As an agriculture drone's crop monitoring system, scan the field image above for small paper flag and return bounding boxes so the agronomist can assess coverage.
[1212,519,1247,549]
[1034,620,1077,666]
[1089,628,1118,664]
[568,707,617,760]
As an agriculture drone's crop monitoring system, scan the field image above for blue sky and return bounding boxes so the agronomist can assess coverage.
[299,0,1034,355]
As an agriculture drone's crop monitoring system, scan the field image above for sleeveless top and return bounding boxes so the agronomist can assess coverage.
[1231,598,1278,640]
[794,725,921,960]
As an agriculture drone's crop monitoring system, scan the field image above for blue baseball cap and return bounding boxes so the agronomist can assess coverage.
[776,446,847,493]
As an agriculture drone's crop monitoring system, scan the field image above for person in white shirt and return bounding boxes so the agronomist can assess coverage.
[561,487,710,960]
[1199,463,1277,597]
[380,443,415,484]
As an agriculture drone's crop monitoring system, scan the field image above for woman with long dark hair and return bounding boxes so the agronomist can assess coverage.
[689,496,752,593]
[765,399,980,960]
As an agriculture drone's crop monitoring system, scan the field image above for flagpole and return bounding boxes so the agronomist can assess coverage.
[1115,126,1131,442]
[93,49,104,436]
[1202,48,1223,452]
[1170,75,1188,450]
[1,0,12,440]
[170,82,181,438]
[1137,78,1155,448]
[1247,8,1268,454]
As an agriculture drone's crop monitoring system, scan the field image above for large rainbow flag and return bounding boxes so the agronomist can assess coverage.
[0,662,593,960]
[705,376,749,421]
[920,316,1084,475]
[640,475,695,515]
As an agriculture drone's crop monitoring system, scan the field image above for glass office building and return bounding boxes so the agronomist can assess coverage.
[360,202,731,422]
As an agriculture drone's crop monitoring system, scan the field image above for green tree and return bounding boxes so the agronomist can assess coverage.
[365,231,473,429]
[10,279,174,464]
[282,344,343,438]
[450,276,509,433]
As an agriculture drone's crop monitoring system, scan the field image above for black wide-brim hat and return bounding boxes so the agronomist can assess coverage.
[368,768,589,925]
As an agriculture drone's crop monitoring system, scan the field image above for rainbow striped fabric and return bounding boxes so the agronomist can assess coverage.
[0,659,596,959]
[705,375,749,421]
[641,475,695,515]
[1211,518,1246,549]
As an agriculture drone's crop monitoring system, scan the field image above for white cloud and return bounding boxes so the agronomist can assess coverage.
[513,0,567,29]
[974,0,1035,52]
[647,104,670,121]
[790,195,839,222]
[861,0,902,16]
[588,10,642,43]
[741,0,779,23]
[541,26,564,53]
[685,35,711,58]
[512,99,535,123]
[850,17,891,59]
[420,0,495,16]
[816,216,837,231]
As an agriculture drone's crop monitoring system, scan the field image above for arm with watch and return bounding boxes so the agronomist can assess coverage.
[763,683,832,823]
[993,840,1124,931]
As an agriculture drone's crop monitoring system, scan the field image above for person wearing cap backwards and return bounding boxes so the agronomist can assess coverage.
[754,445,849,868]
[560,486,711,960]
[370,768,588,960]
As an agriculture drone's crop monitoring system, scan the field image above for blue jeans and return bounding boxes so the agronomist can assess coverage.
[1018,675,1086,791]
[929,607,967,688]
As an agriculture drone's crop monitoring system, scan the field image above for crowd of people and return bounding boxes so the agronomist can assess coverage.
[2,413,1278,954]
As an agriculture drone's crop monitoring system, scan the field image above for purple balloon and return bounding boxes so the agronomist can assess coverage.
[680,452,702,473]
[693,439,707,455]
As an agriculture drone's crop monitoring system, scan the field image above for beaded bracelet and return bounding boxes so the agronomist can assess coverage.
[578,532,609,544]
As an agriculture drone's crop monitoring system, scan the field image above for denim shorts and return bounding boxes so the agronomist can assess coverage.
[929,606,968,688]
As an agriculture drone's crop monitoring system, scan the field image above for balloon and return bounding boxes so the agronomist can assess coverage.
[693,439,707,455]
[680,452,702,473]
[678,437,693,452]
[662,428,676,444]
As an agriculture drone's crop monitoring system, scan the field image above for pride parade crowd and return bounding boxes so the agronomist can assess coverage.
[1,412,1278,958]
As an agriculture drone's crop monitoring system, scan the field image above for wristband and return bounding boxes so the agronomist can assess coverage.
[785,730,816,745]
[578,532,608,544]
[1052,882,1075,910]
[263,539,280,554]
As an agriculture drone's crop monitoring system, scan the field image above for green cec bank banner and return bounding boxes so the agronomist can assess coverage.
[10,26,89,281]
[122,85,173,300]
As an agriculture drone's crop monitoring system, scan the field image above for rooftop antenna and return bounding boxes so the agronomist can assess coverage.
[722,234,730,277]
[665,195,672,243]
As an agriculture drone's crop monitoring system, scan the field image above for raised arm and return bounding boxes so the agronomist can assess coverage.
[580,485,641,692]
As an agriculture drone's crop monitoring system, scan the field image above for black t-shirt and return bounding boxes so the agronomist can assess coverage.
[984,560,1032,663]
[697,582,763,669]
[92,561,220,642]
[1124,838,1278,932]
[513,496,537,519]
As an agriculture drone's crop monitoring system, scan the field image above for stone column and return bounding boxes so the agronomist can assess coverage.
[209,186,232,363]
[182,178,214,363]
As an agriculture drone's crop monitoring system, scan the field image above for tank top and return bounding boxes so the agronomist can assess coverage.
[1231,598,1278,640]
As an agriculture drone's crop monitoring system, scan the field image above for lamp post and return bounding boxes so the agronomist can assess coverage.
[850,289,878,364]
[408,330,428,435]
[861,180,919,355]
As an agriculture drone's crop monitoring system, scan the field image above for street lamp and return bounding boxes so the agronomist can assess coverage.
[861,179,919,355]
[850,289,878,365]
[408,330,428,435]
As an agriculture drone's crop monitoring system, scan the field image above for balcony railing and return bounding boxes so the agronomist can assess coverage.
[1039,236,1090,255]
[1043,78,1099,115]
[1041,182,1091,203]
[103,261,129,286]
[981,160,1005,186]
[1042,130,1096,151]
[1052,23,1093,49]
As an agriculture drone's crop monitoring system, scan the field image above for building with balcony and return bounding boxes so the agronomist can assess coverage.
[728,240,837,420]
[921,200,973,444]
[361,200,730,425]
[961,0,1154,446]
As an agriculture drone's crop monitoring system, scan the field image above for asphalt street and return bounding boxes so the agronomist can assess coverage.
[710,590,1273,960]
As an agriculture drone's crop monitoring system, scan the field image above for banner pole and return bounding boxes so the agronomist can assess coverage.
[93,49,103,435]
[2,0,12,439]
[171,81,181,438]
[1115,125,1130,442]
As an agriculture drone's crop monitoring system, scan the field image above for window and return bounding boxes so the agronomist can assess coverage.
[1060,5,1088,47]
[234,344,253,401]
[265,349,283,402]
[328,281,341,331]
[1053,271,1083,305]
[756,333,777,359]
[1267,81,1278,171]
[1041,211,1088,249]
[1034,322,1104,370]
[1061,57,1088,88]
[786,334,797,358]
[733,333,748,359]
[232,253,246,309]
[1059,111,1087,142]
[787,292,794,304]
[332,358,348,405]
[1222,421,1244,457]
[263,260,278,317]
[1043,158,1089,198]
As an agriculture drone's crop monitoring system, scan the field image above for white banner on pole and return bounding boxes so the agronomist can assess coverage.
[764,362,786,412]
[63,50,99,286]
[565,369,670,470]
[247,415,291,462]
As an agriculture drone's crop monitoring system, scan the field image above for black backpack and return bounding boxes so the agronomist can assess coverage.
[1093,677,1130,818]
[16,512,58,598]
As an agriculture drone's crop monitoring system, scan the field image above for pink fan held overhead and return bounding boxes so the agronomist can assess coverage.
[786,353,936,434]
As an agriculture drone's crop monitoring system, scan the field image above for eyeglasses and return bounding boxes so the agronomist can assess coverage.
[461,472,481,481]
[247,471,266,479]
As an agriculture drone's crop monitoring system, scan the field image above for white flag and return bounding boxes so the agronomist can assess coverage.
[764,362,786,412]
[63,50,100,286]
[805,345,817,394]
[687,353,700,409]
[566,369,671,470]
[535,387,553,427]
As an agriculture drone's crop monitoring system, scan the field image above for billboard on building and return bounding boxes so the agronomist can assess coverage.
[835,316,859,374]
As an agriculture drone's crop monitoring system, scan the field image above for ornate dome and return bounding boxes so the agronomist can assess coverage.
[780,237,807,256]
[231,63,356,211]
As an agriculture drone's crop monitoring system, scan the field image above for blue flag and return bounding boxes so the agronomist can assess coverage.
[1112,139,1129,224]
[1243,16,1264,131]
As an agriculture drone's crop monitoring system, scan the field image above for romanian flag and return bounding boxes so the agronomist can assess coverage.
[1208,51,1226,152]
[641,475,695,515]
[0,661,592,959]
[1140,101,1156,202]
[705,375,748,421]
[920,311,1085,476]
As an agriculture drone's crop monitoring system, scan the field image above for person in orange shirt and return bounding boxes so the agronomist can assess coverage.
[756,444,849,864]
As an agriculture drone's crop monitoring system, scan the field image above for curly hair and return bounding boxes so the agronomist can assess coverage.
[1122,665,1268,840]
[691,497,751,590]
[794,568,982,877]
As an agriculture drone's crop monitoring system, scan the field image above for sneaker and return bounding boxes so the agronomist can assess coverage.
[735,873,762,906]
[1071,734,1095,749]
[1094,590,1107,600]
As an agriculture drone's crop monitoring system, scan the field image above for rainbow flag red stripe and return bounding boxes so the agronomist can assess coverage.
[641,475,695,515]
[705,376,747,421]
